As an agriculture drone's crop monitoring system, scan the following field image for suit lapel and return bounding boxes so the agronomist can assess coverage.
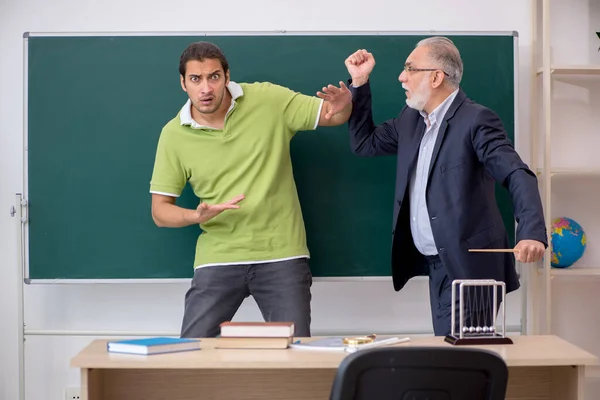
[409,118,427,170]
[415,118,427,147]
[427,120,449,178]
[427,89,467,178]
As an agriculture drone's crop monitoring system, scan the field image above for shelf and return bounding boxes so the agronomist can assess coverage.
[551,267,600,277]
[536,169,600,177]
[536,65,600,75]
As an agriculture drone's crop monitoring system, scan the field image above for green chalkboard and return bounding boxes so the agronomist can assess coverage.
[25,32,517,280]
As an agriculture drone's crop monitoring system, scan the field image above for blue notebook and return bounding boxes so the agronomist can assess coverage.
[107,337,201,355]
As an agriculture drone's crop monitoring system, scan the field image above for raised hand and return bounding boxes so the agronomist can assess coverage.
[192,194,245,224]
[316,81,352,119]
[345,49,376,87]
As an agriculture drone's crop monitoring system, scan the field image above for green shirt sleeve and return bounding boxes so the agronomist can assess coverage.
[149,128,187,197]
[269,84,323,133]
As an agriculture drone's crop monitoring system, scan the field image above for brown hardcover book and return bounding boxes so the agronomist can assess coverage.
[214,336,293,349]
[219,321,294,338]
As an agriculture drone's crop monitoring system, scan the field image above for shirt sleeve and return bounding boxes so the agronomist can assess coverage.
[149,129,187,197]
[269,83,323,134]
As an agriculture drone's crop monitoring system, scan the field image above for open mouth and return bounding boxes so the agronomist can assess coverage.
[402,86,411,97]
[199,97,213,106]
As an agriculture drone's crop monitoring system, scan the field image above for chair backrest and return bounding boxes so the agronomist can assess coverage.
[329,346,508,400]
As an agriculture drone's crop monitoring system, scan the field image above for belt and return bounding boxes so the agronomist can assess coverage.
[423,254,440,262]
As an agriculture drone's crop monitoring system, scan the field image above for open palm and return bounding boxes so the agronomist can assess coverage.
[193,194,245,223]
[316,81,352,119]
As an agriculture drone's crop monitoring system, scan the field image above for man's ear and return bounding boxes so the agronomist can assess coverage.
[431,71,444,89]
[225,70,230,85]
[180,75,187,92]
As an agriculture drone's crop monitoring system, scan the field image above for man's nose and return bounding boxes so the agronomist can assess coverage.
[199,79,211,93]
[399,70,407,83]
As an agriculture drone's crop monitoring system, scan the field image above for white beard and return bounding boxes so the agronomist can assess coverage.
[404,78,431,111]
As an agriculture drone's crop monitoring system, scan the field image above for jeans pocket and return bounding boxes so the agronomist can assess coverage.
[300,259,313,286]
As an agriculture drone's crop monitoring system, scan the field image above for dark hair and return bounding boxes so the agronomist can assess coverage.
[178,41,229,77]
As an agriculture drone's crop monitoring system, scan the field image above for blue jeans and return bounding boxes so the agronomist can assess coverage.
[180,257,313,338]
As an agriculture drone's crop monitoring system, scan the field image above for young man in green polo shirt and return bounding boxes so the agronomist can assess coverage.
[149,41,352,338]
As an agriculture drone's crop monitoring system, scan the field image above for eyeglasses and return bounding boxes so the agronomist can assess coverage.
[404,65,449,77]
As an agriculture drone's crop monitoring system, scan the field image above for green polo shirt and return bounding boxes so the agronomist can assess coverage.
[150,81,323,268]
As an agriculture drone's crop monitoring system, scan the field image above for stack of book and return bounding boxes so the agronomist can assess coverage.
[215,321,295,349]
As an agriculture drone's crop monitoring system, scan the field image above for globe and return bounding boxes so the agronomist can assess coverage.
[550,217,587,268]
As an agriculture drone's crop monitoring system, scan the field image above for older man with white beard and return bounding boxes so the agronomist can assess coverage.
[318,36,547,336]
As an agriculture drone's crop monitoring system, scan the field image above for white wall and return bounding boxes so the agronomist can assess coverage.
[0,1,537,400]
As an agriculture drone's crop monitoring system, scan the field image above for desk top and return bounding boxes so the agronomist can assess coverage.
[71,334,598,370]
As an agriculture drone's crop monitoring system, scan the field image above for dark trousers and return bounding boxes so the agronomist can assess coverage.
[180,257,312,338]
[426,255,499,336]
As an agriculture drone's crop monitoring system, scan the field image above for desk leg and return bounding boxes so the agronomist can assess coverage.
[81,368,104,400]
[551,365,585,400]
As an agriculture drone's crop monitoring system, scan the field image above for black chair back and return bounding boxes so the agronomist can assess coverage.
[329,346,508,400]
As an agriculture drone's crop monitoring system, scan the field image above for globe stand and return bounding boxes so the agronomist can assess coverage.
[445,279,513,346]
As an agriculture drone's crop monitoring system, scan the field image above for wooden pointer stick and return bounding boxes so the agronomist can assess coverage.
[468,249,519,253]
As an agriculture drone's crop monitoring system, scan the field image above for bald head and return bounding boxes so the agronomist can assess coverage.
[416,36,463,89]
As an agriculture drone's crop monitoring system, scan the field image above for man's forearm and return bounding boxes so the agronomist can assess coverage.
[506,168,548,247]
[328,102,353,125]
[152,201,199,228]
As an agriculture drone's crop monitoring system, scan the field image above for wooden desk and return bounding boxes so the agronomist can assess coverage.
[71,335,597,400]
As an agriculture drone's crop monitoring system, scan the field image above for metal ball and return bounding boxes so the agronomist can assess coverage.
[462,326,469,333]
[475,326,482,333]
[490,326,496,332]
[482,326,489,333]
[469,326,475,333]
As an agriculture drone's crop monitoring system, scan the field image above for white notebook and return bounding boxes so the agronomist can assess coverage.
[289,336,410,353]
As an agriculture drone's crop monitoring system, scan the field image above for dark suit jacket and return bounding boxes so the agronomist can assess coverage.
[348,82,547,294]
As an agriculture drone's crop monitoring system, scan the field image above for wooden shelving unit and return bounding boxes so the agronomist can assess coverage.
[531,0,600,336]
